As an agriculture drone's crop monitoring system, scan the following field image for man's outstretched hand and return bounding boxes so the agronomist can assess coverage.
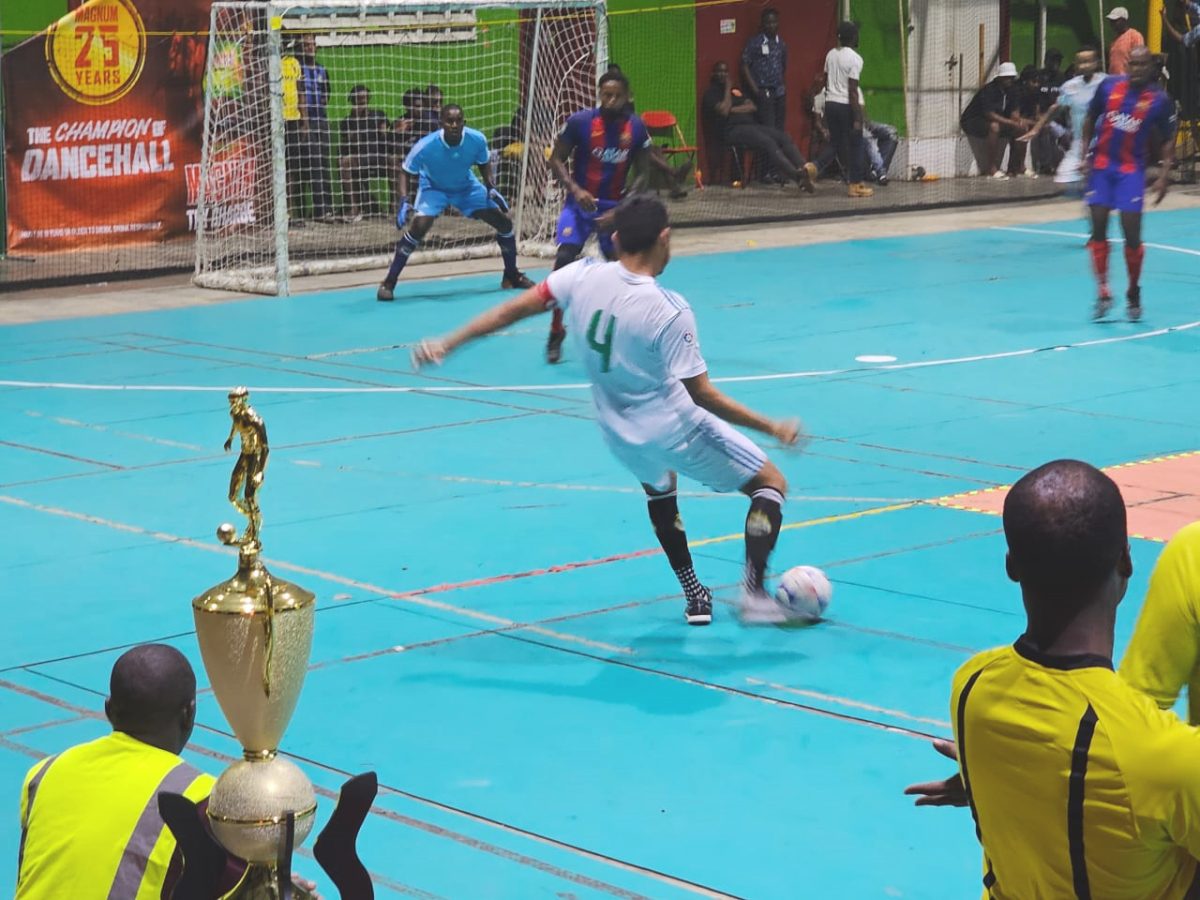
[903,739,968,807]
[412,338,448,370]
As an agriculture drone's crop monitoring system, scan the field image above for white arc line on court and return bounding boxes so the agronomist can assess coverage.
[3,229,1196,397]
[3,318,1199,395]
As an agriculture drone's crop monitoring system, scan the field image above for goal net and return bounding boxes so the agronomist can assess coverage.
[194,0,605,295]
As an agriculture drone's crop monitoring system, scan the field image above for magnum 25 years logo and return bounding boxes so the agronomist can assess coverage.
[44,0,147,105]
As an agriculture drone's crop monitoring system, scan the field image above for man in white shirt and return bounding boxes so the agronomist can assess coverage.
[412,195,803,626]
[822,21,873,198]
[1023,46,1104,193]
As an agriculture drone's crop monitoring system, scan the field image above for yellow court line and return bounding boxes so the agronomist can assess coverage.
[688,501,922,549]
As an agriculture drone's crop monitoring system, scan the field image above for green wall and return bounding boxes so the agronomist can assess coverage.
[851,0,907,136]
[1009,0,1150,70]
[316,9,521,139]
[608,0,697,143]
[1,0,66,51]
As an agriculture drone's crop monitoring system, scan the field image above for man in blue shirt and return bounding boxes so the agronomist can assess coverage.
[741,9,787,133]
[377,105,533,300]
[543,69,689,363]
[1081,47,1175,322]
[297,34,332,220]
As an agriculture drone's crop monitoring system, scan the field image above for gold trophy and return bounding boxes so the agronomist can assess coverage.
[194,387,318,894]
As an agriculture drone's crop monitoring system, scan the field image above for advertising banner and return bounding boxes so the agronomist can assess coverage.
[3,0,210,251]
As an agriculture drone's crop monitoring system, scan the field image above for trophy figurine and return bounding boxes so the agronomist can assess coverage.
[160,388,377,900]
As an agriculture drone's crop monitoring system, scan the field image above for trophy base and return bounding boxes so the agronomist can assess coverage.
[208,757,317,865]
[223,863,318,900]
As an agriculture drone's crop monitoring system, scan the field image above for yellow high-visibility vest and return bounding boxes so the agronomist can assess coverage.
[17,731,215,900]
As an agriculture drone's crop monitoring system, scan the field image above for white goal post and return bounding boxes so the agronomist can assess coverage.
[194,0,607,295]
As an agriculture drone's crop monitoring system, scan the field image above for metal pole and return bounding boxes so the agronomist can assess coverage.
[513,7,544,247]
[0,1,8,261]
[1037,0,1047,68]
[266,4,291,296]
[1099,0,1107,70]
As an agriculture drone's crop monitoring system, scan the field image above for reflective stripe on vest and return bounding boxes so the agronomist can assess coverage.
[105,761,202,900]
[17,755,59,875]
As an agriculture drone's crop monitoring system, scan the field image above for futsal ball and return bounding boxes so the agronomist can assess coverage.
[775,566,832,622]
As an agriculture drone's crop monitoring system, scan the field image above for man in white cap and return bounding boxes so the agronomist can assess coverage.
[1106,6,1145,76]
[960,62,1032,176]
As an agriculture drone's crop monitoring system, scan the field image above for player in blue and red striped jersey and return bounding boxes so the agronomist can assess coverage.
[544,69,689,363]
[1080,46,1176,322]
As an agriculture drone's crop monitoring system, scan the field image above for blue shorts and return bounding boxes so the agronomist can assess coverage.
[1085,169,1146,214]
[415,181,491,218]
[556,198,619,258]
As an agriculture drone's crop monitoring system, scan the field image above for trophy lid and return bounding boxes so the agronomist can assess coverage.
[193,547,315,616]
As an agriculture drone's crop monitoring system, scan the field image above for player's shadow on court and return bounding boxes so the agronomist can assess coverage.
[399,609,811,718]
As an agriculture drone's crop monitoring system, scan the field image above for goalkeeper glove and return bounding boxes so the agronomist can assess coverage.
[396,198,413,229]
[487,186,510,213]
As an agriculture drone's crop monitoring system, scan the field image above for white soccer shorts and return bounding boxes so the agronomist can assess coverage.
[602,411,768,494]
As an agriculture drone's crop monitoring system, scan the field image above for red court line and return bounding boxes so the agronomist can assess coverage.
[0,677,731,899]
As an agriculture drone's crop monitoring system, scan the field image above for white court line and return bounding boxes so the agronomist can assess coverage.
[3,230,1197,396]
[0,494,631,656]
[5,317,1200,396]
[994,225,1200,258]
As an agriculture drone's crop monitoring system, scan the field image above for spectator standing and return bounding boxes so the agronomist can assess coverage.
[823,21,873,197]
[298,34,332,221]
[740,8,787,131]
[339,85,394,221]
[281,41,307,223]
[1160,0,1200,49]
[1106,6,1146,76]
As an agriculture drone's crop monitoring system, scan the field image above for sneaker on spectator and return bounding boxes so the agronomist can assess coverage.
[848,182,874,198]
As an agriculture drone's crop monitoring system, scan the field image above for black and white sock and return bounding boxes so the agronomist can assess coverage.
[744,487,784,593]
[647,492,705,601]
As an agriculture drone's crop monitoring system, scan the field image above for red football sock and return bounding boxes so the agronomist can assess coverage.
[550,307,565,335]
[1125,243,1145,291]
[1087,240,1110,294]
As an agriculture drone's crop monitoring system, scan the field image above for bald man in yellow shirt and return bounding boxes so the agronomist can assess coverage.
[906,463,1200,899]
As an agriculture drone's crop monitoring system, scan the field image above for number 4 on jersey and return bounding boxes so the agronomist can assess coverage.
[586,310,617,372]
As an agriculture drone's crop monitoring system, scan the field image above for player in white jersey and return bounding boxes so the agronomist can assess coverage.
[1024,46,1103,192]
[413,195,802,626]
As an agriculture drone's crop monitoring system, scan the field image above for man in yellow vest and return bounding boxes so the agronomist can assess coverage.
[15,644,319,899]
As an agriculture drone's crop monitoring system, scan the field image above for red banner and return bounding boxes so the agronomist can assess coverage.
[3,0,211,251]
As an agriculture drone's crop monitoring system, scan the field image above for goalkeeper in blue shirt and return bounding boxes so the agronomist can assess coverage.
[378,104,533,301]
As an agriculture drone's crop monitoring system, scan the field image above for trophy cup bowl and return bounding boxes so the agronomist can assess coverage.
[193,538,318,866]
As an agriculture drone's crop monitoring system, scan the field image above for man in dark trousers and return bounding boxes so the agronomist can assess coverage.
[740,8,787,180]
[702,61,815,193]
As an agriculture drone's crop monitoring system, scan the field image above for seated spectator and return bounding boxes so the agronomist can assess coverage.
[905,460,1200,898]
[16,644,319,899]
[338,84,396,221]
[809,85,895,184]
[1028,51,1071,176]
[700,61,815,194]
[960,62,1032,177]
[1016,65,1053,175]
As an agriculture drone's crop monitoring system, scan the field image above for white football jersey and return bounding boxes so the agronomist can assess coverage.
[539,259,708,446]
[1060,73,1103,145]
[1055,73,1103,183]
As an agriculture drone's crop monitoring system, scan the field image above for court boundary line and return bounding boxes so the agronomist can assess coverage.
[4,319,1200,395]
